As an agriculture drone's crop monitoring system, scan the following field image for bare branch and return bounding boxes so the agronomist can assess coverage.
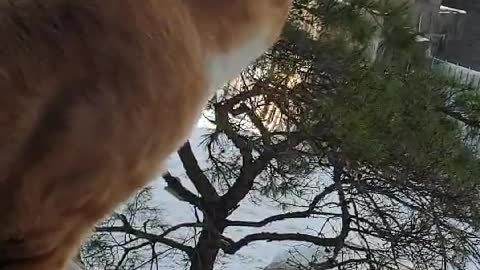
[224,184,337,228]
[223,233,339,254]
[158,222,205,238]
[178,141,220,202]
[225,211,318,228]
[162,172,201,208]
[439,106,480,128]
[95,214,194,257]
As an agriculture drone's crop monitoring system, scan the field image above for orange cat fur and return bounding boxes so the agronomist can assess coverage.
[0,0,291,269]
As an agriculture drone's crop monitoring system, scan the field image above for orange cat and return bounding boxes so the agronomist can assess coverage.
[0,0,291,269]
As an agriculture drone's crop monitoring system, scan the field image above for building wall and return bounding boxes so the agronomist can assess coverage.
[410,0,443,34]
[436,0,480,70]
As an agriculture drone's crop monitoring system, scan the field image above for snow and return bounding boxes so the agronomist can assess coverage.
[146,115,325,269]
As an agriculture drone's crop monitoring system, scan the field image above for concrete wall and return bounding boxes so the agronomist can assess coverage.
[403,0,466,57]
[409,0,443,34]
[436,5,466,40]
[436,0,480,70]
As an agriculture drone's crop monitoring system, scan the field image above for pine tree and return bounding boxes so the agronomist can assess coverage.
[82,1,480,269]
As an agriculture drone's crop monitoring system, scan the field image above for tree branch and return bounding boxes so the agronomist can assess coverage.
[439,106,480,128]
[308,184,337,212]
[238,103,272,145]
[224,185,337,228]
[158,222,205,238]
[178,141,220,202]
[222,233,338,254]
[162,172,201,208]
[332,162,351,258]
[95,214,194,257]
[220,149,274,212]
[225,212,316,228]
[313,258,370,270]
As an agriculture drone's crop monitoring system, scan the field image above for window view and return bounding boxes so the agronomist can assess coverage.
[1,1,480,270]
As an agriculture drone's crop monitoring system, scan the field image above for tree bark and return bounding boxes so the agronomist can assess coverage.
[190,229,223,270]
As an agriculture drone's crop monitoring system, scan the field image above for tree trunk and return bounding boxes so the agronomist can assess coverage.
[190,229,222,270]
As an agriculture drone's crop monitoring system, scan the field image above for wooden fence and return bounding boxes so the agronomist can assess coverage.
[431,57,480,88]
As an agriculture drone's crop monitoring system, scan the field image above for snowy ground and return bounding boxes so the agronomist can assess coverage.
[146,117,325,270]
